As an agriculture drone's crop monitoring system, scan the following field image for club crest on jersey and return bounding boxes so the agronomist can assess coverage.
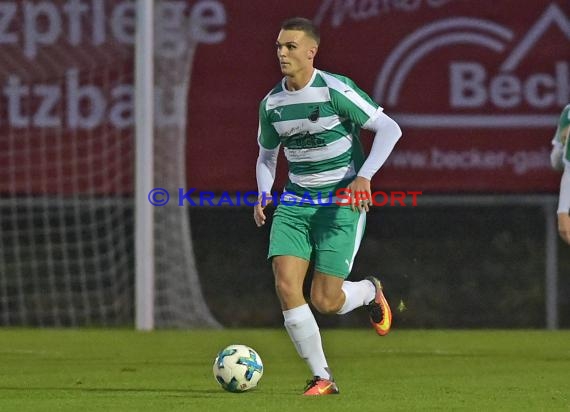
[308,106,320,122]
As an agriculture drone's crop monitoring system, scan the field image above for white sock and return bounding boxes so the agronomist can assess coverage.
[336,279,376,314]
[283,304,331,380]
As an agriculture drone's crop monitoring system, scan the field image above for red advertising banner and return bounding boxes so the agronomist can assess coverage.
[189,0,569,193]
[0,0,568,194]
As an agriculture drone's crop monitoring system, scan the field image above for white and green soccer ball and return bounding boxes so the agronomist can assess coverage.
[213,344,264,392]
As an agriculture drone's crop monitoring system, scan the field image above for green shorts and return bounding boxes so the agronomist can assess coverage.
[268,204,366,278]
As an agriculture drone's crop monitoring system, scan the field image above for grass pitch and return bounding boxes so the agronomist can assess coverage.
[0,329,568,411]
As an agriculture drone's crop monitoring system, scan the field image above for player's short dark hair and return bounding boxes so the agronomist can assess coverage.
[281,17,320,45]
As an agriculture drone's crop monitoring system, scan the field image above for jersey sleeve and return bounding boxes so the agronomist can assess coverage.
[257,99,280,150]
[327,74,382,128]
[553,105,570,142]
[556,104,570,165]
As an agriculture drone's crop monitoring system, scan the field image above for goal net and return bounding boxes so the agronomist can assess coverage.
[0,0,218,328]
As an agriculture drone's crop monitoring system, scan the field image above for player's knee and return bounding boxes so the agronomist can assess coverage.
[274,276,298,302]
[310,292,342,314]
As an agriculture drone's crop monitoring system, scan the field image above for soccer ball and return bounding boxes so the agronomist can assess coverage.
[213,344,264,392]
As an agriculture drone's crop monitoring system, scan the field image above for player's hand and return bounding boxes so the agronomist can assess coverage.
[253,194,272,227]
[558,212,570,245]
[347,176,372,212]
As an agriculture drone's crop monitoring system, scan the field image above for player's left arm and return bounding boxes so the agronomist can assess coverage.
[348,112,402,211]
[329,77,402,211]
[358,111,402,180]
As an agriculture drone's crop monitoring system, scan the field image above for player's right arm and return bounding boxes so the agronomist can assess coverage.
[551,141,564,171]
[555,105,570,244]
[558,152,570,244]
[255,146,279,226]
[557,167,570,245]
[550,105,570,171]
[254,100,280,227]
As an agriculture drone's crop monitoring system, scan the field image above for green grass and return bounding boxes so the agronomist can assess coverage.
[0,329,568,411]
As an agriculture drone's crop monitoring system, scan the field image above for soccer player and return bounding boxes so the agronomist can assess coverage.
[551,104,570,244]
[253,17,402,395]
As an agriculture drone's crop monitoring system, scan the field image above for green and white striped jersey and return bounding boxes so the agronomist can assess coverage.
[553,104,570,164]
[258,69,382,198]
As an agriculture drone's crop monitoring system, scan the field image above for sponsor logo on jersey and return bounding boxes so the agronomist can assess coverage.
[287,132,326,149]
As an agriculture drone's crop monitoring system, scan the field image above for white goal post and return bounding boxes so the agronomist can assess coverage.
[0,0,219,329]
[135,0,155,330]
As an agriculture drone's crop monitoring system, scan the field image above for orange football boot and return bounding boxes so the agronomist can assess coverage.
[303,377,339,396]
[366,276,392,336]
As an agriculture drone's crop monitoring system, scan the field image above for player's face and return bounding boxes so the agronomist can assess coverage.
[276,30,318,77]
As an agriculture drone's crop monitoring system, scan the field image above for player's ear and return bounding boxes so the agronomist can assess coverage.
[308,45,318,60]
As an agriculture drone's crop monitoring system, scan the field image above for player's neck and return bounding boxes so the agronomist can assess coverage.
[285,67,315,91]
